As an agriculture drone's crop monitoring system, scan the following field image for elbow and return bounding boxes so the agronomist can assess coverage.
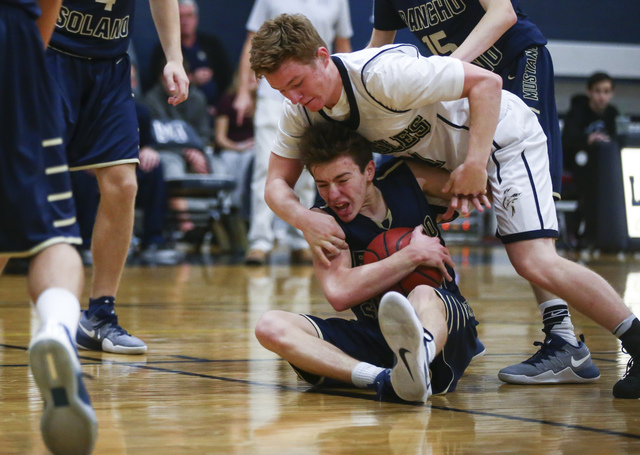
[264,180,276,210]
[485,71,503,92]
[324,289,351,312]
[505,9,517,29]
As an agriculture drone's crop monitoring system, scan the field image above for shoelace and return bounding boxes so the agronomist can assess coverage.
[523,339,561,366]
[93,313,130,336]
[621,348,640,378]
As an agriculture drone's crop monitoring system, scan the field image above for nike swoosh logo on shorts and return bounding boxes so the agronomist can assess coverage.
[571,354,590,368]
[507,75,516,80]
[399,348,415,381]
[79,324,96,338]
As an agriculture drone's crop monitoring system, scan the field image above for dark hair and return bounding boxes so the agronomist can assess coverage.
[250,14,327,79]
[299,122,373,173]
[587,72,614,90]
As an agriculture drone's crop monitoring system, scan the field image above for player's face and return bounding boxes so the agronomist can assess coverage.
[312,156,375,222]
[265,53,339,111]
[588,80,614,114]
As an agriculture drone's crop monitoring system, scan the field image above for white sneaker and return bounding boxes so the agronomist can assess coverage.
[29,322,98,455]
[379,292,432,403]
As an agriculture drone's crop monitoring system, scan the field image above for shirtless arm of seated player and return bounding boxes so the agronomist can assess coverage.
[403,159,491,219]
[313,222,454,312]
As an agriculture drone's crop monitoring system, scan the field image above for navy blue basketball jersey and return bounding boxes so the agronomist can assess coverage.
[50,0,135,58]
[319,159,463,323]
[374,0,546,74]
[2,0,40,17]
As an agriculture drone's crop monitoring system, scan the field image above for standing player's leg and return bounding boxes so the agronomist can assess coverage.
[492,75,591,383]
[52,53,145,355]
[245,97,281,264]
[0,4,97,452]
[502,237,640,396]
[28,244,98,455]
[76,162,147,354]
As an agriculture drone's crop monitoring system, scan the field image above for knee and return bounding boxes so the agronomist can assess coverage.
[409,285,442,313]
[98,165,138,203]
[255,311,289,351]
[509,251,558,285]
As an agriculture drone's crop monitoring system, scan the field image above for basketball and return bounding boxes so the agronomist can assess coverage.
[363,227,443,295]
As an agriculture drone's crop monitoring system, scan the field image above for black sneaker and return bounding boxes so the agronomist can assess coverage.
[613,350,640,399]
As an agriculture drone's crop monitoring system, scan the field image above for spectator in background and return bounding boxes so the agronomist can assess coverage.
[562,72,620,248]
[214,72,257,223]
[562,72,619,163]
[233,0,353,266]
[144,58,213,239]
[149,0,233,116]
[144,58,211,177]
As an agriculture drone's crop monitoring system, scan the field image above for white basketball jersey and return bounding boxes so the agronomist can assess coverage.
[272,44,558,242]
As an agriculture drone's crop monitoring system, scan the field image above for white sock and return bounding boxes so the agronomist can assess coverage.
[351,362,385,389]
[539,299,578,346]
[424,332,437,363]
[613,314,637,337]
[35,288,80,337]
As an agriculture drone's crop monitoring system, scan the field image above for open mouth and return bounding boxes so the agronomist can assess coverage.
[333,202,349,215]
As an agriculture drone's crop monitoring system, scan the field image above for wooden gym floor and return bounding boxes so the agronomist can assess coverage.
[1,245,639,454]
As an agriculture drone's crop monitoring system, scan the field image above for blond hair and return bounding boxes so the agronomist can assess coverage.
[250,14,327,79]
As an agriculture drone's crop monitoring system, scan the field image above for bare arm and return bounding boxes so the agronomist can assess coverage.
[149,0,189,105]
[333,37,352,53]
[314,225,454,311]
[405,159,491,218]
[233,32,255,125]
[366,28,397,49]
[36,0,62,48]
[442,61,502,197]
[265,153,348,265]
[450,0,517,63]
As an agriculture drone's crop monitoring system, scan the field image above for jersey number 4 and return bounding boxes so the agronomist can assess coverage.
[96,0,117,11]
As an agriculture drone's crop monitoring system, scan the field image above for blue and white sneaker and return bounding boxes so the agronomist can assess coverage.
[76,305,147,355]
[498,333,600,384]
[29,322,98,455]
[378,291,432,403]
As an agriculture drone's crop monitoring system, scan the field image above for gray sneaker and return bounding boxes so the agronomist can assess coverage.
[30,322,98,455]
[379,291,432,403]
[498,333,600,384]
[76,305,147,355]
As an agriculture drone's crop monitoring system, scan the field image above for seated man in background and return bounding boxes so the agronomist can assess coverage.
[255,122,484,403]
[144,59,212,239]
[561,72,620,247]
[148,0,233,116]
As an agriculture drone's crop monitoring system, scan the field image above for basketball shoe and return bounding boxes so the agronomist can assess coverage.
[378,291,432,403]
[29,322,97,455]
[76,303,147,354]
[498,333,600,384]
[613,319,640,399]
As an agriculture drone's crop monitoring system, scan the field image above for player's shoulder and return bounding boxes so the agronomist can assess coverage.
[342,44,422,68]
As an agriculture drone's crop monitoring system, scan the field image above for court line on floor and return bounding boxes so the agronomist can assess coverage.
[2,344,638,440]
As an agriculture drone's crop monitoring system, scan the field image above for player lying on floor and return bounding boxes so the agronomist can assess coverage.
[255,122,486,403]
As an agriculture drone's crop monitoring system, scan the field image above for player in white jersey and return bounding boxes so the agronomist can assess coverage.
[248,13,640,399]
[272,44,556,242]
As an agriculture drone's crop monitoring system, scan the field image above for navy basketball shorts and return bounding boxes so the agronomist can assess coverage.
[296,289,482,394]
[46,49,140,170]
[0,4,81,257]
[501,45,563,200]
